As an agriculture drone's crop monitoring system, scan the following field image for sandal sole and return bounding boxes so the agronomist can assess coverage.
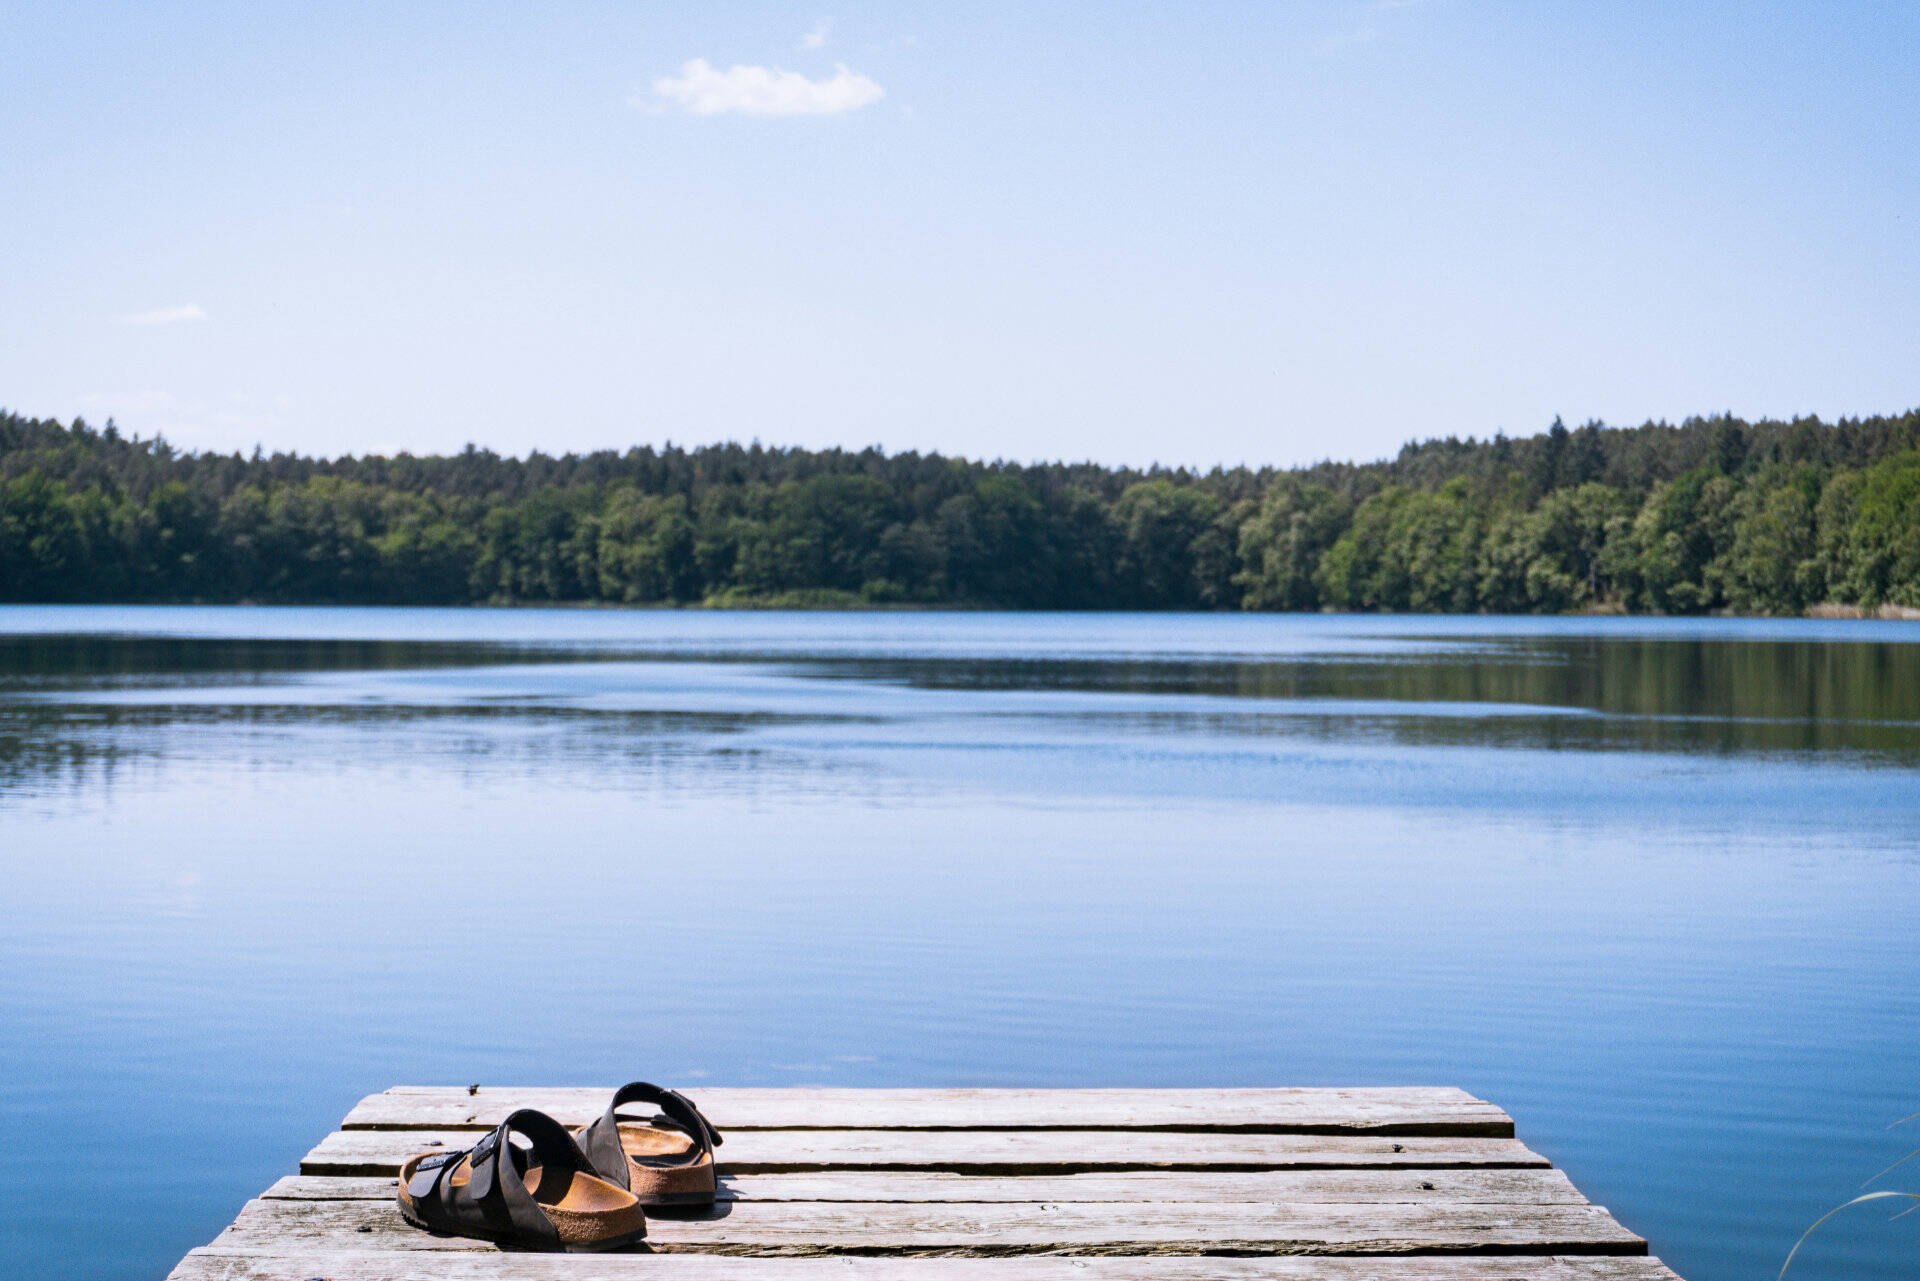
[398,1204,649,1252]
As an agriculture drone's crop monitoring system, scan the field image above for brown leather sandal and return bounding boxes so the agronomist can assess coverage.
[398,1109,648,1250]
[575,1082,724,1210]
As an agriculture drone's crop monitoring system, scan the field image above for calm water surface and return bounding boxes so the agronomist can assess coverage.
[2,607,1917,1280]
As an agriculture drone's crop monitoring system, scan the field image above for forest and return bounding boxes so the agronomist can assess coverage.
[2,407,1918,613]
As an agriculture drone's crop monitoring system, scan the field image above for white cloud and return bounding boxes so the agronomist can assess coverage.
[646,58,883,117]
[117,304,208,326]
[801,20,831,50]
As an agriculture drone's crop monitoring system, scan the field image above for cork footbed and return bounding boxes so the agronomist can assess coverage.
[397,1151,650,1250]
[615,1121,718,1206]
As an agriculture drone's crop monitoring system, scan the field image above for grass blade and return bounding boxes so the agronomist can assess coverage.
[1779,1190,1920,1281]
[1862,1144,1920,1187]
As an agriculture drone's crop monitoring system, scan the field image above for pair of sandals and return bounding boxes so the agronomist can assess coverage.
[396,1082,724,1252]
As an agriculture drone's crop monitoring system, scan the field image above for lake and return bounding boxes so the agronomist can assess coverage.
[1,606,1917,1281]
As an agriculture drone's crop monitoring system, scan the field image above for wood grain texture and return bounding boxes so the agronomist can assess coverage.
[215,1198,1647,1256]
[343,1089,1512,1137]
[262,1169,1587,1205]
[302,1129,1551,1177]
[170,1250,1684,1281]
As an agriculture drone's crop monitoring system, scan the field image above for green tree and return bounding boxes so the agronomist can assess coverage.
[376,495,480,604]
[1621,469,1734,612]
[473,487,597,601]
[596,488,697,602]
[1235,482,1351,611]
[0,475,95,600]
[1318,483,1482,612]
[1713,464,1826,614]
[1818,451,1920,607]
[1112,480,1224,609]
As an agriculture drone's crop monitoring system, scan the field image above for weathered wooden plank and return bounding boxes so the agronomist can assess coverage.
[170,1088,1673,1281]
[303,1129,1551,1177]
[170,1249,1685,1281]
[215,1198,1647,1256]
[261,1168,1587,1205]
[345,1088,1512,1136]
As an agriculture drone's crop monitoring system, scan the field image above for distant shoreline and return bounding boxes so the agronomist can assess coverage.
[5,408,1919,617]
[14,596,1917,620]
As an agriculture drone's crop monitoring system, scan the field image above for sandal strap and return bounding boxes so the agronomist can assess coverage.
[404,1149,467,1233]
[579,1081,723,1189]
[478,1110,588,1248]
[413,1110,586,1248]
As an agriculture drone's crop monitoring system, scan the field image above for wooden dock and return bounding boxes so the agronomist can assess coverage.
[167,1087,1681,1281]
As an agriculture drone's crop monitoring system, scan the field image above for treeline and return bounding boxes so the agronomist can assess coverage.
[2,408,1918,612]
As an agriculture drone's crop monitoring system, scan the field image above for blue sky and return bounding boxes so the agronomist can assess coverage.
[3,2,1915,467]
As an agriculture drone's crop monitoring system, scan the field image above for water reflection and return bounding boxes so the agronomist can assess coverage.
[0,633,601,683]
[7,626,1920,797]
